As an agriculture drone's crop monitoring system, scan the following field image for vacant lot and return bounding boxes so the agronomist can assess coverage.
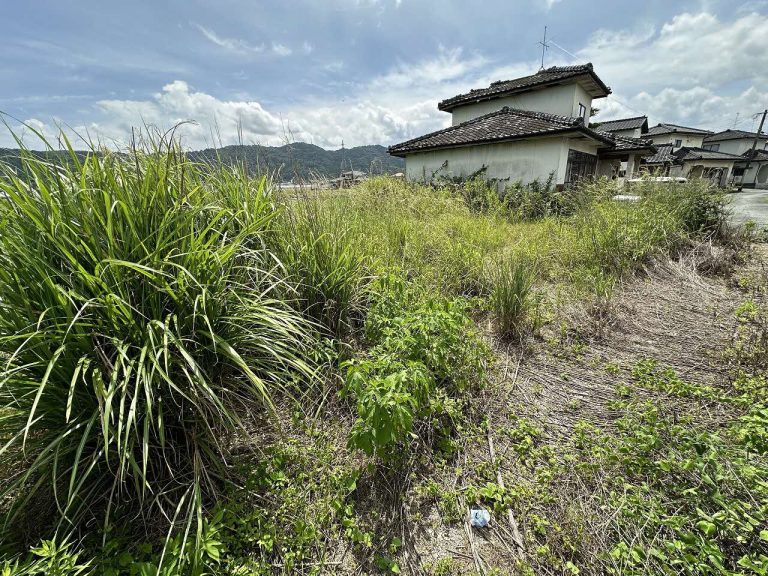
[0,144,765,576]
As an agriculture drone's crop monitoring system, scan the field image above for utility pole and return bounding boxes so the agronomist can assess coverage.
[738,109,767,192]
[538,26,549,71]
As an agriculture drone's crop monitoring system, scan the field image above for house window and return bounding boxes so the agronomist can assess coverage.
[703,143,720,151]
[578,103,587,122]
[674,139,683,147]
[564,149,597,187]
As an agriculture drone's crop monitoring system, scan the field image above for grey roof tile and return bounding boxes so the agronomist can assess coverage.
[388,107,614,156]
[437,63,610,111]
[647,123,713,136]
[704,129,768,143]
[595,116,648,133]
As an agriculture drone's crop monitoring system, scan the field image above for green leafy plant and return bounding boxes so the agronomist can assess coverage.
[342,278,489,457]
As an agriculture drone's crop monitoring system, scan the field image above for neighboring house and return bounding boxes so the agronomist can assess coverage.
[702,129,768,155]
[594,116,650,177]
[702,130,768,188]
[388,64,655,188]
[646,123,713,150]
[734,149,768,189]
[642,145,740,187]
[594,115,648,139]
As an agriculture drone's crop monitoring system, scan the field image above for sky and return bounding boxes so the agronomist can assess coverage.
[2,0,767,150]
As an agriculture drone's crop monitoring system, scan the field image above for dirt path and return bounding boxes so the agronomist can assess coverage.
[412,244,767,575]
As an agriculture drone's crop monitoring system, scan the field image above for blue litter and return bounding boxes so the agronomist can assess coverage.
[469,508,490,528]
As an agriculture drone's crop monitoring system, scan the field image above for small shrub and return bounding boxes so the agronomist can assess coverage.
[502,173,581,220]
[342,277,490,457]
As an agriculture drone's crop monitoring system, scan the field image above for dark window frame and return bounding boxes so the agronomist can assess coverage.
[564,149,597,187]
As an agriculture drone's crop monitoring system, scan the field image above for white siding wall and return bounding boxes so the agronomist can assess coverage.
[450,83,593,125]
[608,127,642,139]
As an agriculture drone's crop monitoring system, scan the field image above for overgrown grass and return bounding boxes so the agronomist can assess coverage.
[316,175,722,300]
[0,133,314,569]
[0,129,739,575]
[273,196,368,337]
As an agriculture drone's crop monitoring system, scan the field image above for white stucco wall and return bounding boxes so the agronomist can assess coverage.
[450,83,593,125]
[607,127,642,139]
[404,135,602,187]
[404,137,564,186]
[650,134,706,149]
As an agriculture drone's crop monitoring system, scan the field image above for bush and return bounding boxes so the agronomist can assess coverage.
[342,278,490,457]
[0,133,314,563]
[275,197,368,336]
[501,173,583,220]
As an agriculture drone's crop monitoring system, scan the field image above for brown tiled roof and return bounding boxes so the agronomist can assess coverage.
[704,129,768,143]
[675,147,742,161]
[647,123,713,136]
[643,144,677,165]
[595,115,648,133]
[388,107,614,157]
[437,63,610,112]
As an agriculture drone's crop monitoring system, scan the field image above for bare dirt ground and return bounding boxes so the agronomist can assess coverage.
[409,243,767,575]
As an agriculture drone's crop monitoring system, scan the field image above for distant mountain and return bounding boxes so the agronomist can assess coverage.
[189,142,404,181]
[0,143,404,182]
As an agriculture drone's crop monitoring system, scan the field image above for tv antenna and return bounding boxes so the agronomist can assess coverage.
[538,26,550,71]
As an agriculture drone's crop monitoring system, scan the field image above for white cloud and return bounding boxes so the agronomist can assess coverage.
[579,12,768,130]
[271,43,292,57]
[194,23,264,54]
[7,10,767,152]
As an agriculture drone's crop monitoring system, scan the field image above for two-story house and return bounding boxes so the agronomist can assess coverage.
[705,130,768,189]
[646,123,712,150]
[388,64,655,188]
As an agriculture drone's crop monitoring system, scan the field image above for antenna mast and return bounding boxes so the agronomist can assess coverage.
[538,26,550,71]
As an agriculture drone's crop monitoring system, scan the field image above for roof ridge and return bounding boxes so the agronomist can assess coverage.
[599,115,647,122]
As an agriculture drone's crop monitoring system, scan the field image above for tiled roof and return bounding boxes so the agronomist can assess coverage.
[437,63,611,112]
[675,147,742,161]
[595,116,648,133]
[607,134,655,151]
[388,107,614,156]
[704,129,768,143]
[739,148,768,161]
[647,123,713,136]
[643,144,677,165]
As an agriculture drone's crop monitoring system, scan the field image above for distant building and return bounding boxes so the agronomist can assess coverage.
[594,115,648,139]
[388,64,655,189]
[646,123,713,150]
[642,144,741,187]
[702,130,768,189]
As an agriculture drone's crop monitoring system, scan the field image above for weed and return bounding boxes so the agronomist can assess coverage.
[487,257,538,338]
